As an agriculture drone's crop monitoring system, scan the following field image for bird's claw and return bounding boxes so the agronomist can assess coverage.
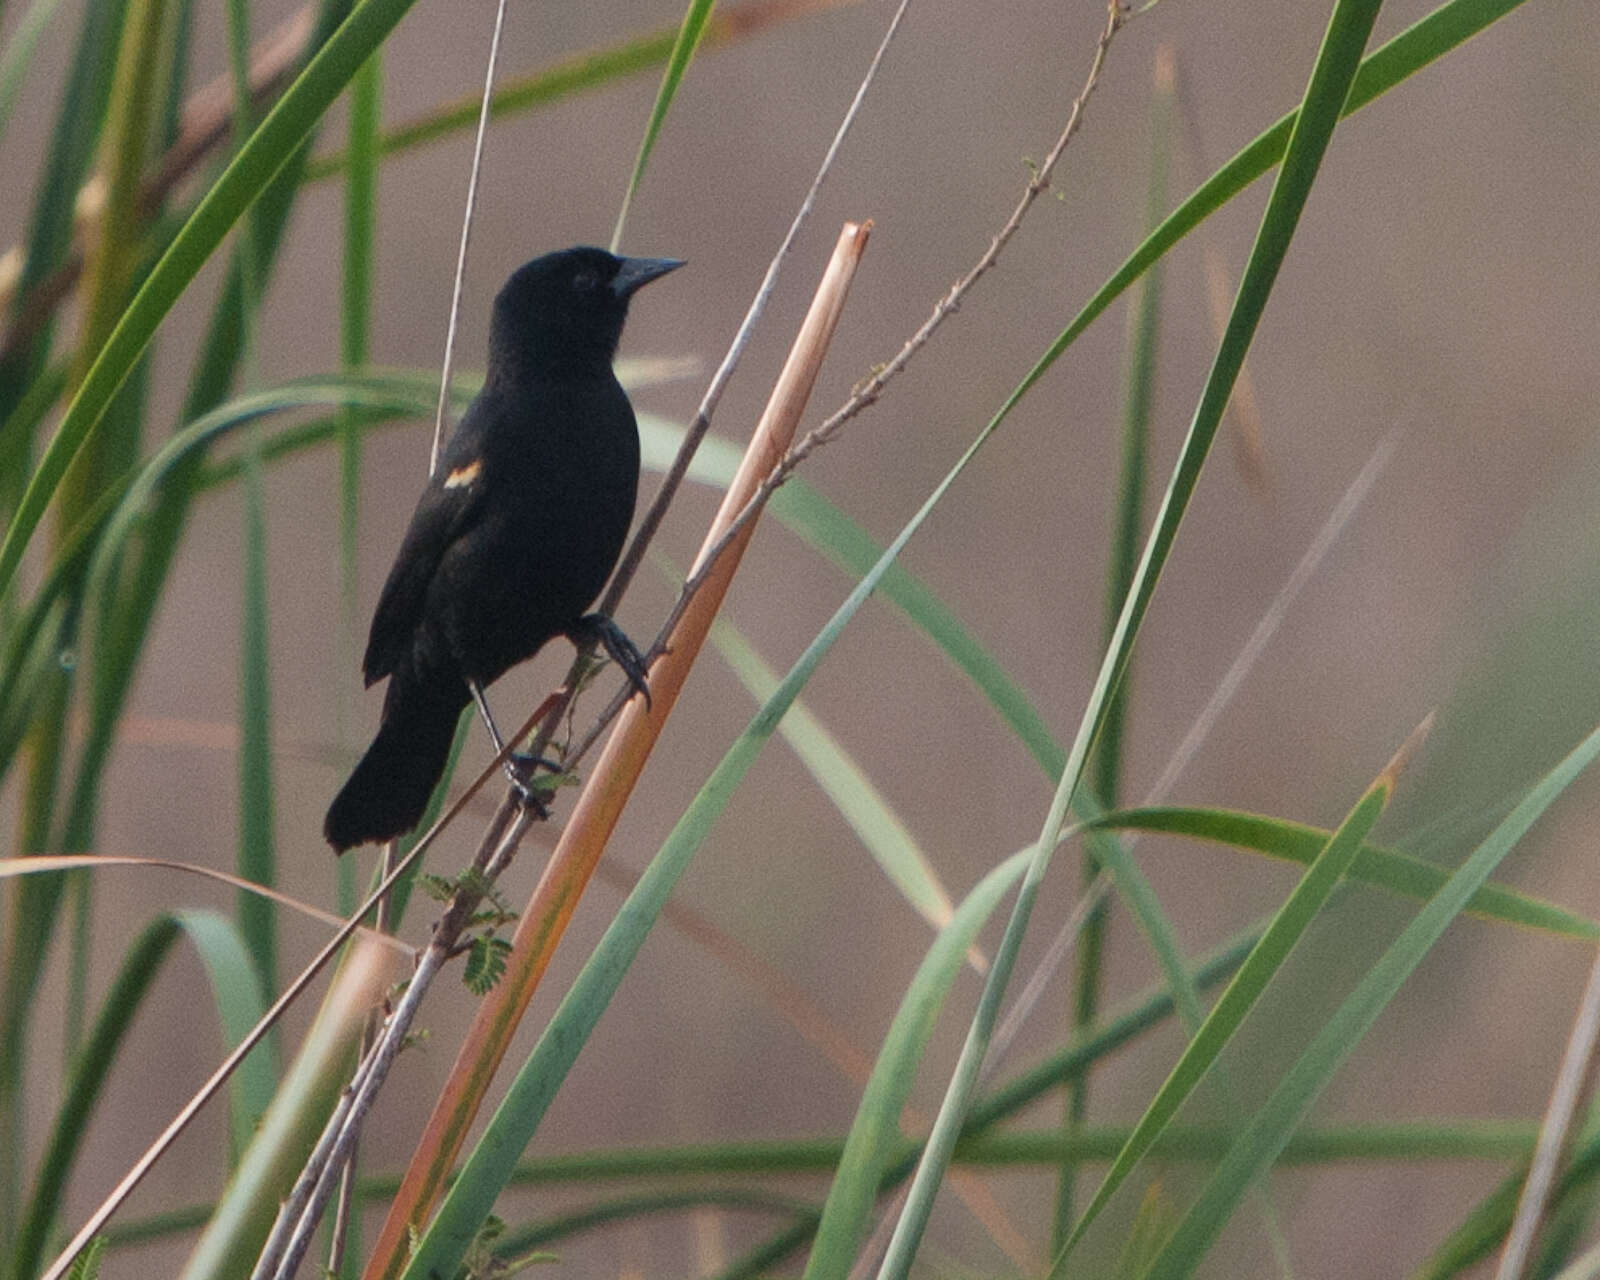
[571,613,652,709]
[503,753,563,819]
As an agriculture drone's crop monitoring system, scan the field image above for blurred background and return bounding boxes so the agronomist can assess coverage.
[3,0,1599,1274]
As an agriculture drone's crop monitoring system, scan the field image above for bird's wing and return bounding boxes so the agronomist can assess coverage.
[361,441,490,685]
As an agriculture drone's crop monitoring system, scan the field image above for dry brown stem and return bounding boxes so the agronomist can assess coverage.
[359,222,871,1280]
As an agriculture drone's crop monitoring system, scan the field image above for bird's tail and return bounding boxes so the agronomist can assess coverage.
[325,668,470,853]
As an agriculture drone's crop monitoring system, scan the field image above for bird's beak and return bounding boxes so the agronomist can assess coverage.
[611,256,684,298]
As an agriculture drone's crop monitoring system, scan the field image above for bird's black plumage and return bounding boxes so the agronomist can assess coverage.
[324,247,681,852]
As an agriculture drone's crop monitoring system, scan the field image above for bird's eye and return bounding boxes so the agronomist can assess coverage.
[571,270,598,291]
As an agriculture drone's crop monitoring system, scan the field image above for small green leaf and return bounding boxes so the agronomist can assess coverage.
[464,937,512,997]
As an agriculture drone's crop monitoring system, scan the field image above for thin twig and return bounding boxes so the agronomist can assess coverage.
[327,836,401,1272]
[516,0,913,776]
[269,5,906,1263]
[313,4,510,1255]
[37,693,552,1280]
[256,798,528,1280]
[358,224,870,1280]
[561,0,1125,773]
[837,430,1402,1276]
[428,0,510,478]
[990,429,1400,1067]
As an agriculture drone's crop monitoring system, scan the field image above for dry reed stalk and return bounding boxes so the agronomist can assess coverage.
[360,220,872,1279]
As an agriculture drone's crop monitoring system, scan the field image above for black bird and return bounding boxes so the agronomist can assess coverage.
[324,247,682,853]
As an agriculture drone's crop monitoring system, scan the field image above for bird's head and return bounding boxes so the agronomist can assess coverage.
[488,246,683,381]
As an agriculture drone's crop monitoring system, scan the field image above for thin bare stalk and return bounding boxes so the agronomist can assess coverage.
[519,0,912,773]
[1496,942,1600,1280]
[358,224,870,1280]
[36,706,548,1280]
[838,430,1402,1275]
[562,0,1125,771]
[260,805,533,1280]
[992,429,1400,1065]
[428,0,509,477]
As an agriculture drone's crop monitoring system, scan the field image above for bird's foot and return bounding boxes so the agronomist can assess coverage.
[570,613,652,708]
[504,752,564,818]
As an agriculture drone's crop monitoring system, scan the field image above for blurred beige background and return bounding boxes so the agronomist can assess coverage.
[6,0,1600,1274]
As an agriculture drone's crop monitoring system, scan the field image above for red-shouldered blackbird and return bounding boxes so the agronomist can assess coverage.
[324,247,682,852]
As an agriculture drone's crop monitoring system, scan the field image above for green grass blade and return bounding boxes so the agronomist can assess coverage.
[1410,1162,1550,1279]
[492,1190,813,1260]
[0,361,68,528]
[335,48,380,924]
[168,910,277,1158]
[0,0,128,426]
[307,0,808,182]
[154,0,194,149]
[875,0,1384,1271]
[400,349,1059,1278]
[1089,806,1600,940]
[1035,0,1528,462]
[176,944,389,1280]
[1141,720,1600,1279]
[5,917,180,1280]
[707,613,954,929]
[610,0,713,251]
[1093,42,1169,813]
[0,0,68,145]
[0,0,423,602]
[221,0,278,1012]
[1063,54,1172,1238]
[1410,1118,1600,1280]
[237,452,277,998]
[6,909,270,1280]
[801,852,1031,1278]
[1054,744,1403,1267]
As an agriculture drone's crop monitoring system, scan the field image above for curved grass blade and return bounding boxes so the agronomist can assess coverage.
[1141,720,1600,1280]
[610,0,714,251]
[801,851,1031,1278]
[6,911,269,1280]
[1036,0,1529,454]
[0,0,424,601]
[171,909,277,1159]
[174,938,398,1280]
[306,0,852,181]
[875,0,1386,1271]
[492,1189,812,1259]
[1088,806,1600,940]
[0,855,415,955]
[396,440,986,1277]
[706,611,956,931]
[1053,723,1423,1268]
